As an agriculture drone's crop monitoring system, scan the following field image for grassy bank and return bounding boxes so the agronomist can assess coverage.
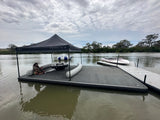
[0,49,15,54]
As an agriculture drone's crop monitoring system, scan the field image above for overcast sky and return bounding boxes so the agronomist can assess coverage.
[0,0,160,48]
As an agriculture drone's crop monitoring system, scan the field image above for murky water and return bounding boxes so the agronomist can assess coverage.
[0,53,160,120]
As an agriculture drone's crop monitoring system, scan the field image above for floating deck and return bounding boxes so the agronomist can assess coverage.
[97,60,160,93]
[19,65,147,93]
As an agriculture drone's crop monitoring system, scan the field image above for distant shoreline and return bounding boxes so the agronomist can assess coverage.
[0,49,15,54]
[0,49,160,55]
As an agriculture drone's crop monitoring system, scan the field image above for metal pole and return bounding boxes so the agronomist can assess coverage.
[51,53,52,63]
[80,52,82,64]
[137,58,139,68]
[144,75,147,84]
[68,47,71,81]
[16,51,20,78]
[51,53,53,64]
[117,54,119,67]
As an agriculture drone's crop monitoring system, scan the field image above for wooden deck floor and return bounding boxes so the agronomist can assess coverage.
[19,66,148,93]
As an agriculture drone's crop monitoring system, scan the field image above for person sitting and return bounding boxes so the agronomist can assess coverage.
[33,63,45,75]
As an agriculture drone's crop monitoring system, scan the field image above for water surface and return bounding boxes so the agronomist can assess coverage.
[0,53,160,120]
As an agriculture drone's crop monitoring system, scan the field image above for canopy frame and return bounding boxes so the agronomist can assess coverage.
[15,34,82,81]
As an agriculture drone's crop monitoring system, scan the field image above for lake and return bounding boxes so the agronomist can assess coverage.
[0,53,160,120]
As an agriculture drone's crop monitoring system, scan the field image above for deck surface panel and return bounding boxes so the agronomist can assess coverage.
[20,66,148,92]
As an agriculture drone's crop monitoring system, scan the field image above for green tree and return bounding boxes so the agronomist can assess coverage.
[113,39,132,48]
[142,33,159,47]
[8,44,17,51]
[136,41,145,47]
[154,40,160,47]
[83,41,102,52]
[83,42,92,52]
[91,41,102,50]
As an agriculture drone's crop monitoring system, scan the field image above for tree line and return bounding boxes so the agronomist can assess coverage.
[0,33,160,54]
[82,33,160,53]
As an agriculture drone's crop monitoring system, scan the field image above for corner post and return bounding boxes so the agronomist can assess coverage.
[144,75,147,84]
[68,46,71,81]
[16,50,20,78]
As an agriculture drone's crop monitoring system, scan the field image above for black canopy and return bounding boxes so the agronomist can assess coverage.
[16,34,81,53]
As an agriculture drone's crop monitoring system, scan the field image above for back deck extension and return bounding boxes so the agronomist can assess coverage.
[19,66,148,93]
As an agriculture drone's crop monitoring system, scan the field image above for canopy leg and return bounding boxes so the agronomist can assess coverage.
[51,53,53,64]
[68,48,71,81]
[16,52,20,78]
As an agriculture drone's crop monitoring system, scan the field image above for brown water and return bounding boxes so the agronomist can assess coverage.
[0,53,160,120]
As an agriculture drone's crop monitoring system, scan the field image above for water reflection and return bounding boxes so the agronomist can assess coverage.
[20,54,43,66]
[14,53,160,74]
[0,62,2,75]
[71,90,149,120]
[19,81,150,120]
[86,55,91,64]
[1,53,160,120]
[20,83,80,119]
[93,56,101,63]
[140,56,160,67]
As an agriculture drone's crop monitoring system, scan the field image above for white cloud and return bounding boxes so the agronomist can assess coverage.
[0,0,160,47]
[0,0,160,33]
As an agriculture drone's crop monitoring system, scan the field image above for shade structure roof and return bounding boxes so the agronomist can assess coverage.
[16,34,81,53]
